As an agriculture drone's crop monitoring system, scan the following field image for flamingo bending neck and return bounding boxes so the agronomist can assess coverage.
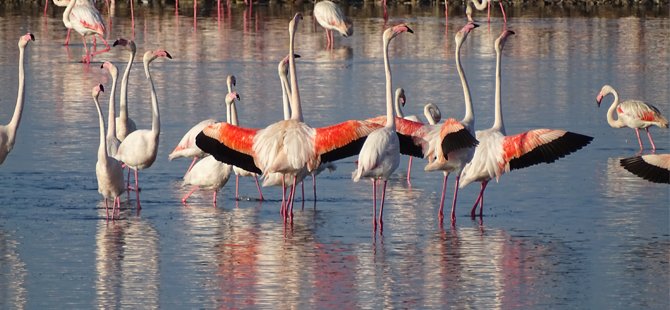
[600,86,626,128]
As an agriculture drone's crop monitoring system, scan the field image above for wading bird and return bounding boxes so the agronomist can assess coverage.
[314,0,353,49]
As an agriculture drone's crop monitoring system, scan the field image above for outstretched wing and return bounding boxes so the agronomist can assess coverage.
[501,129,593,172]
[196,122,261,174]
[316,120,382,163]
[439,118,478,155]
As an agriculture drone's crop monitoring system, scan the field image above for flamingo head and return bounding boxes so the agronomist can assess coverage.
[395,88,406,107]
[225,92,241,105]
[113,38,137,53]
[143,49,172,77]
[596,85,614,107]
[343,17,354,37]
[278,54,300,75]
[18,33,34,48]
[289,13,303,33]
[92,84,104,98]
[227,75,237,90]
[455,22,479,45]
[494,28,515,52]
[384,24,414,42]
[101,61,118,76]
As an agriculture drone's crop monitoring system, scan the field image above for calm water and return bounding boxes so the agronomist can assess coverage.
[0,2,668,309]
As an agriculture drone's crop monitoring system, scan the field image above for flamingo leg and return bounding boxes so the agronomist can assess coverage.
[182,185,197,203]
[438,173,449,221]
[105,199,110,221]
[134,169,141,210]
[372,179,377,230]
[81,35,91,64]
[175,0,179,15]
[289,176,297,219]
[253,175,264,200]
[312,174,317,201]
[64,29,72,46]
[634,128,644,150]
[235,174,240,200]
[499,1,507,23]
[487,0,491,23]
[406,157,413,185]
[212,190,218,207]
[91,35,111,56]
[113,197,120,220]
[130,0,135,29]
[451,176,461,223]
[378,180,387,228]
[281,177,286,216]
[645,128,657,150]
[44,0,48,15]
[284,178,295,220]
[193,0,197,30]
[470,181,488,218]
[301,181,305,202]
[186,156,198,175]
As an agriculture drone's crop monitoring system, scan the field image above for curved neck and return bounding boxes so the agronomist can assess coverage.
[230,102,239,126]
[456,39,474,131]
[145,62,160,136]
[492,45,505,133]
[62,0,75,28]
[94,95,108,161]
[383,36,395,129]
[424,104,439,125]
[288,28,303,121]
[119,48,135,120]
[106,69,118,140]
[7,46,26,146]
[605,90,624,128]
[394,91,404,118]
[280,71,291,120]
[471,0,488,10]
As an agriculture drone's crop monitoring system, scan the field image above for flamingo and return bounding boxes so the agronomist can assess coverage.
[0,33,34,166]
[114,49,172,210]
[168,118,215,176]
[393,87,424,185]
[196,14,396,219]
[91,84,125,220]
[423,103,442,125]
[181,156,233,206]
[224,75,265,201]
[596,85,668,151]
[620,154,670,184]
[60,0,110,63]
[352,23,414,230]
[101,61,121,157]
[112,38,138,141]
[459,29,593,219]
[467,0,507,24]
[313,0,353,49]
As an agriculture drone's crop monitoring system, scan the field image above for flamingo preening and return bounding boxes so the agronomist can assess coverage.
[596,85,668,151]
[91,84,125,221]
[313,0,354,49]
[352,24,414,230]
[620,154,670,184]
[101,62,121,157]
[112,38,138,141]
[60,0,110,63]
[467,0,507,24]
[0,33,34,166]
[459,29,593,219]
[114,50,172,210]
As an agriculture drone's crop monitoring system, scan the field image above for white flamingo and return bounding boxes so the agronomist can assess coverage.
[596,85,668,151]
[60,0,110,63]
[91,84,125,220]
[459,29,593,218]
[0,33,34,166]
[114,49,172,210]
[467,0,507,24]
[620,154,670,184]
[313,0,353,49]
[101,61,121,157]
[181,156,232,206]
[112,38,138,141]
[353,23,413,230]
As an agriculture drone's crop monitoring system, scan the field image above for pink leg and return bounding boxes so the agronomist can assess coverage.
[114,197,121,220]
[281,177,286,216]
[212,190,218,207]
[91,35,111,56]
[487,1,491,23]
[301,181,305,202]
[312,175,317,201]
[64,29,71,46]
[478,189,485,217]
[182,186,197,203]
[372,180,377,230]
[175,0,179,15]
[285,178,295,221]
[81,36,91,64]
[645,128,657,150]
[289,176,297,219]
[193,0,197,31]
[378,180,388,228]
[470,181,488,218]
[105,199,110,221]
[438,173,449,221]
[130,0,135,29]
[235,174,240,200]
[450,176,460,223]
[44,0,48,15]
[634,128,644,150]
[254,175,264,200]
[406,157,413,185]
[186,156,198,175]
[499,1,507,23]
[134,169,141,210]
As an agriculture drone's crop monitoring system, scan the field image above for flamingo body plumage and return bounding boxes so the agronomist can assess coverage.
[60,0,109,63]
[182,156,232,205]
[314,0,353,48]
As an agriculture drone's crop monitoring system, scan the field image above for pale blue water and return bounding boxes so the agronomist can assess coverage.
[0,3,668,309]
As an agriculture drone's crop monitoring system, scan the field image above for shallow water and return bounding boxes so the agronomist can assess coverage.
[0,3,668,309]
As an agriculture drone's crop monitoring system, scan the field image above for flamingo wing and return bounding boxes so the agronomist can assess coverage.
[196,122,261,174]
[619,100,669,126]
[366,116,430,158]
[501,129,593,172]
[316,120,382,164]
[620,154,670,184]
[439,118,479,155]
[168,119,216,160]
[71,5,105,35]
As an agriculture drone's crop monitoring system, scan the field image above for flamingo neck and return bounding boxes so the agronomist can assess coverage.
[230,102,239,126]
[424,104,439,125]
[604,89,624,128]
[94,95,108,162]
[280,70,292,120]
[288,28,303,122]
[119,48,135,120]
[62,0,75,28]
[492,45,505,134]
[106,69,118,141]
[383,36,396,129]
[394,91,404,118]
[144,61,160,137]
[455,39,474,132]
[7,46,26,146]
[471,0,488,10]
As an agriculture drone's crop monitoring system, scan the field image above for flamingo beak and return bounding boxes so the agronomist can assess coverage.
[28,33,35,41]
[164,51,173,59]
[236,94,241,100]
[596,94,603,107]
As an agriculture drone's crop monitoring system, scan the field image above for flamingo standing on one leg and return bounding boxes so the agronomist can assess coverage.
[596,85,668,151]
[353,24,413,231]
[620,154,670,184]
[91,84,125,220]
[0,33,34,166]
[60,0,110,63]
[459,29,593,219]
[313,0,353,49]
[114,50,172,210]
[101,61,121,157]
[468,0,507,24]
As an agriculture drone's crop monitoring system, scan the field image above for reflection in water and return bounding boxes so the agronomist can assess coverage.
[0,229,27,309]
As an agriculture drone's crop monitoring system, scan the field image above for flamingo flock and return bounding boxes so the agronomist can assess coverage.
[3,3,666,230]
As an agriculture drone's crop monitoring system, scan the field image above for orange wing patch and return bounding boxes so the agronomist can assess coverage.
[363,116,426,137]
[439,118,466,139]
[80,20,104,34]
[315,120,381,155]
[202,122,258,156]
[641,111,657,122]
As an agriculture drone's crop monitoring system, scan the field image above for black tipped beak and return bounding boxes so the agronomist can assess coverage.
[509,30,516,35]
[112,40,119,47]
[99,84,104,92]
[165,51,173,59]
[294,54,301,58]
[100,63,104,69]
[407,26,414,34]
[236,94,241,100]
[29,33,35,41]
[473,23,480,28]
[596,100,601,107]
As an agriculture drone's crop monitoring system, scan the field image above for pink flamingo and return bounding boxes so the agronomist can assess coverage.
[467,0,507,24]
[61,0,110,63]
[101,62,121,157]
[596,85,668,151]
[91,84,125,220]
[196,14,389,219]
[620,154,670,184]
[313,0,353,49]
[459,29,593,218]
[353,24,413,230]
[0,33,34,166]
[114,50,172,210]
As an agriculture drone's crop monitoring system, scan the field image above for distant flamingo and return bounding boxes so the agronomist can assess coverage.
[60,0,110,63]
[0,33,34,166]
[91,84,125,220]
[352,24,413,230]
[114,50,172,210]
[112,38,138,141]
[467,0,507,24]
[620,154,670,184]
[314,0,353,49]
[394,87,422,184]
[423,103,442,125]
[197,14,391,219]
[101,61,121,157]
[596,85,668,151]
[459,29,593,218]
